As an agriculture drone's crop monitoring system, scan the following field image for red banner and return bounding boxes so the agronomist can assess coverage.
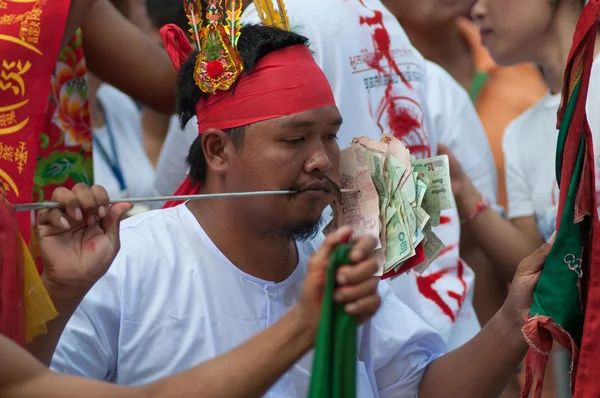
[0,0,70,244]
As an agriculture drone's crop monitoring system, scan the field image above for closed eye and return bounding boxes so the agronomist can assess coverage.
[283,137,305,144]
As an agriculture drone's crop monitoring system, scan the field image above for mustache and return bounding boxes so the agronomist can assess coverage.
[290,176,340,196]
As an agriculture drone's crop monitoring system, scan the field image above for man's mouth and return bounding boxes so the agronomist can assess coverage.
[292,177,338,198]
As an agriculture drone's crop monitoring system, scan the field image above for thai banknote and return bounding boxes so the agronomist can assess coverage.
[414,155,454,213]
[385,203,413,272]
[335,144,382,248]
[414,229,446,274]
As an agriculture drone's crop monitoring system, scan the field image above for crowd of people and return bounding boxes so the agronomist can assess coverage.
[1,0,599,397]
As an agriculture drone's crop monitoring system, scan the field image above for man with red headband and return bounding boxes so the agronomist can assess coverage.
[46,18,551,397]
[241,0,502,351]
[48,23,444,395]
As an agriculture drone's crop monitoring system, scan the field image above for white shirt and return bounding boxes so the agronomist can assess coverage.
[93,84,155,200]
[243,0,495,350]
[503,55,600,239]
[152,116,197,197]
[51,204,446,397]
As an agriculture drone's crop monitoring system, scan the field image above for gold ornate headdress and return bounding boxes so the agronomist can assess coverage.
[253,0,290,31]
[185,0,244,94]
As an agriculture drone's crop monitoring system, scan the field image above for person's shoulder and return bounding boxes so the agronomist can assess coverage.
[502,95,551,150]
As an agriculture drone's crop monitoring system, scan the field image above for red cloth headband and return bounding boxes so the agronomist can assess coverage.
[160,24,336,208]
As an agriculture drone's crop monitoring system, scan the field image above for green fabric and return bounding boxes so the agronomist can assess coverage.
[469,69,489,103]
[308,242,357,398]
[528,79,586,346]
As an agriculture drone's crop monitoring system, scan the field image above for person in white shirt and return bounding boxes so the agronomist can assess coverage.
[17,186,382,398]
[242,0,499,351]
[87,76,156,201]
[446,0,600,280]
[48,23,546,397]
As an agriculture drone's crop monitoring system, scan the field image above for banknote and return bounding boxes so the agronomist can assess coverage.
[381,133,412,187]
[415,206,430,232]
[415,177,428,209]
[429,211,441,227]
[414,229,446,274]
[414,155,454,213]
[385,155,406,197]
[385,203,413,271]
[336,145,382,247]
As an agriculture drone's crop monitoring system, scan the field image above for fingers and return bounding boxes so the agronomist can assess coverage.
[101,202,133,245]
[349,234,378,263]
[335,259,380,322]
[334,275,378,303]
[37,184,111,231]
[308,226,353,272]
[517,236,556,276]
[345,294,381,320]
[336,258,378,285]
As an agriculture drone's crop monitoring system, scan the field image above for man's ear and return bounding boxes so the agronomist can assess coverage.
[201,128,231,176]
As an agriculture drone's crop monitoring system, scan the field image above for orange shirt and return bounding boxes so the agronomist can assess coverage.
[457,18,547,209]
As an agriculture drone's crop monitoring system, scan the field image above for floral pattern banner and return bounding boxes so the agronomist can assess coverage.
[35,29,93,202]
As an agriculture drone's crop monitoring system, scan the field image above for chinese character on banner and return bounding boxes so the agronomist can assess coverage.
[0,0,71,248]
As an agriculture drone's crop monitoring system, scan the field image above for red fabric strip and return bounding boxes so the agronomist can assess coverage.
[160,24,194,73]
[194,44,336,133]
[0,0,70,244]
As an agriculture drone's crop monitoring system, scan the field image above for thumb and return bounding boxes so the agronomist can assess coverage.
[516,233,556,277]
[101,203,133,242]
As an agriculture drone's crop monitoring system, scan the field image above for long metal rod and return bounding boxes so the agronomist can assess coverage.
[11,189,358,212]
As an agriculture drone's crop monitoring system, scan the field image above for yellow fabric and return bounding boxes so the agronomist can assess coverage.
[22,237,58,343]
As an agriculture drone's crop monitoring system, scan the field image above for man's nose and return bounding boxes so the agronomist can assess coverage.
[304,142,333,174]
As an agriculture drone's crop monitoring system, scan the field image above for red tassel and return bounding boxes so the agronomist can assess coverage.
[521,316,579,397]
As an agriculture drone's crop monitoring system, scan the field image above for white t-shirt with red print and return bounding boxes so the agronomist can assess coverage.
[243,0,498,350]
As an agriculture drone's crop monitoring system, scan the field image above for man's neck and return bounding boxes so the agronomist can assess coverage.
[187,196,299,283]
[401,21,475,91]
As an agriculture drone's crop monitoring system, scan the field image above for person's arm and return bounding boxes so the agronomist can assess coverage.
[440,117,544,281]
[419,238,553,398]
[81,0,176,113]
[3,306,312,398]
[62,0,98,50]
[454,176,543,281]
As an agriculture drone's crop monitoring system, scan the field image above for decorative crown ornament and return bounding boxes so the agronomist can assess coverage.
[253,0,290,31]
[185,0,244,94]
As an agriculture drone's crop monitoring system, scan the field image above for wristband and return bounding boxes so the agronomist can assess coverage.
[461,193,490,224]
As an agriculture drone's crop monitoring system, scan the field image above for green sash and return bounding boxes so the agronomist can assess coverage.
[308,242,357,398]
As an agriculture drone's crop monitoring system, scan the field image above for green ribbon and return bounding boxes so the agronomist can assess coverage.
[529,80,586,346]
[308,242,357,398]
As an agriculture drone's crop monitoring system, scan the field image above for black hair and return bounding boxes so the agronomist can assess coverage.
[181,24,310,185]
[146,0,189,32]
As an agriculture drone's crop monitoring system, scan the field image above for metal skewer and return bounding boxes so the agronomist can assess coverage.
[10,189,359,212]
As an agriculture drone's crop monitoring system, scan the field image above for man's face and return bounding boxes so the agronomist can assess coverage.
[224,106,342,240]
[383,0,475,27]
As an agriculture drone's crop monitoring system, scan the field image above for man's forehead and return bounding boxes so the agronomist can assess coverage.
[276,106,344,128]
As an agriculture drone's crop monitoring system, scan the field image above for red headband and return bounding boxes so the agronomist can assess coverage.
[160,24,336,208]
